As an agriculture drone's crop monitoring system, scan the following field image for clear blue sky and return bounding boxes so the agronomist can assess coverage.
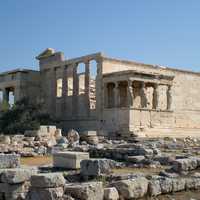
[1,0,200,72]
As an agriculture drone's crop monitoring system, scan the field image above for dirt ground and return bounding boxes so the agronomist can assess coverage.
[20,156,200,199]
[21,156,52,167]
[156,191,200,200]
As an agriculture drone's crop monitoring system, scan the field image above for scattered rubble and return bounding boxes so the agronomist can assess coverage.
[1,127,200,199]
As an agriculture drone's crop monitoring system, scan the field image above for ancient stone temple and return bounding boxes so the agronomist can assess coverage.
[1,48,200,137]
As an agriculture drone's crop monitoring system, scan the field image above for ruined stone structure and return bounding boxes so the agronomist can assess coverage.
[1,48,200,137]
[0,69,40,110]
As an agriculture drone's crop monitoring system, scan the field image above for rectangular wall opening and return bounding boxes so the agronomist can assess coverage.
[56,78,63,98]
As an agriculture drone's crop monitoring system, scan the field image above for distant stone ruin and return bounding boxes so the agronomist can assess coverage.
[1,48,200,137]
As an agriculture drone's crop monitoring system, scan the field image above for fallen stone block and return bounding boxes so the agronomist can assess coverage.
[172,157,199,172]
[31,173,65,188]
[3,182,30,200]
[111,177,148,199]
[0,154,20,169]
[0,183,7,193]
[159,177,173,194]
[0,135,11,144]
[82,130,97,136]
[29,187,64,200]
[80,159,115,176]
[25,125,57,137]
[1,168,37,184]
[64,181,103,200]
[148,176,176,196]
[148,176,162,197]
[104,187,119,200]
[53,151,89,169]
[40,125,56,135]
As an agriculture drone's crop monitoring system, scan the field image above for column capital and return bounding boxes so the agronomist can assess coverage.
[154,83,159,88]
[84,60,90,65]
[167,85,172,90]
[72,62,78,68]
[114,81,119,88]
[95,57,103,65]
[128,80,133,87]
[141,81,146,87]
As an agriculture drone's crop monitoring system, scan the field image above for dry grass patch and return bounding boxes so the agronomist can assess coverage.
[112,166,168,176]
[21,156,52,167]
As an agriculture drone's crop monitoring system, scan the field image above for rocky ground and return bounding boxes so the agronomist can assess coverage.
[1,127,200,199]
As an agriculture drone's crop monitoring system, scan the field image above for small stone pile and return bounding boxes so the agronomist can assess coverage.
[80,159,117,178]
[0,153,34,199]
[0,126,63,157]
[0,168,37,199]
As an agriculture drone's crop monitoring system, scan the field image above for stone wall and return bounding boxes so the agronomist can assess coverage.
[37,50,103,132]
[2,50,200,135]
[0,70,40,108]
[101,57,200,133]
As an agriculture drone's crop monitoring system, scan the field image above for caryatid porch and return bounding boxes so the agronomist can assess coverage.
[102,70,174,136]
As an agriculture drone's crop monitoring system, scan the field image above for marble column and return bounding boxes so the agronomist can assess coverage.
[167,85,172,110]
[3,88,9,103]
[14,87,20,103]
[62,66,67,118]
[104,83,108,108]
[114,82,119,107]
[51,68,57,116]
[72,63,78,117]
[140,82,148,108]
[153,83,159,110]
[95,59,103,130]
[127,80,134,107]
[85,60,90,117]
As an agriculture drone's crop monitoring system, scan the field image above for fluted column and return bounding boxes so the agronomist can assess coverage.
[72,63,78,117]
[114,82,119,107]
[49,68,57,117]
[153,83,159,110]
[85,61,90,116]
[140,82,148,108]
[62,66,67,118]
[95,59,103,126]
[167,85,172,110]
[127,80,134,107]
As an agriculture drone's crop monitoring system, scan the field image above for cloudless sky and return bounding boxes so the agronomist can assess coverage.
[1,0,200,72]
